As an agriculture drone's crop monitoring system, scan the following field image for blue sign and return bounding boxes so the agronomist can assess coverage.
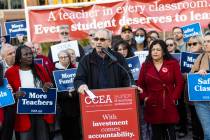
[5,20,27,38]
[17,88,57,114]
[53,68,77,92]
[34,58,43,66]
[181,23,202,42]
[126,56,141,80]
[181,52,200,73]
[0,79,15,108]
[171,53,181,64]
[188,73,210,101]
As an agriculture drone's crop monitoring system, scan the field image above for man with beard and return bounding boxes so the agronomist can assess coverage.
[172,26,186,52]
[120,25,136,52]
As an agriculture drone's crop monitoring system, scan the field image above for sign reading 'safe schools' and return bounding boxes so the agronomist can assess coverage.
[188,73,210,101]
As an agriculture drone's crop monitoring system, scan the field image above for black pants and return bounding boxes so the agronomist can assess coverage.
[189,104,204,140]
[151,124,176,140]
[177,91,188,134]
[60,115,81,140]
[0,105,16,140]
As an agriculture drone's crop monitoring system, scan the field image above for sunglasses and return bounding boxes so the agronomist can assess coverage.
[166,44,174,47]
[93,37,108,42]
[188,42,198,47]
[60,32,69,35]
[135,34,144,37]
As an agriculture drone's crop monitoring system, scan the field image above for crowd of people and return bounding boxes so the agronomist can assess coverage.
[0,23,209,140]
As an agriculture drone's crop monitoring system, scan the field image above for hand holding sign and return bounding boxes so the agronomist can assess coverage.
[43,82,53,92]
[15,90,26,99]
[196,69,208,75]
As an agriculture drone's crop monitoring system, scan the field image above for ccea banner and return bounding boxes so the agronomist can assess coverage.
[181,22,203,42]
[187,73,210,101]
[17,88,57,114]
[126,56,141,80]
[180,52,200,73]
[0,79,15,108]
[53,68,77,92]
[5,20,27,38]
[80,87,140,140]
[27,0,210,43]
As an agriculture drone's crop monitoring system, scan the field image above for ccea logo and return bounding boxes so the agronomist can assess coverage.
[85,95,113,105]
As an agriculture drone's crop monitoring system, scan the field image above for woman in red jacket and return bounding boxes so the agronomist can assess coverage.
[5,45,54,140]
[137,40,184,140]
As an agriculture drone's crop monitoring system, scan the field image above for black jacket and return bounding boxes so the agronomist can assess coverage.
[55,65,80,117]
[74,48,134,90]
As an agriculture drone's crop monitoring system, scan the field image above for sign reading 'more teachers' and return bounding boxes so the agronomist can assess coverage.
[17,88,57,114]
[188,73,210,101]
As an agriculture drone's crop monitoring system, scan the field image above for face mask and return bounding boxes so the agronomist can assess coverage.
[135,36,145,44]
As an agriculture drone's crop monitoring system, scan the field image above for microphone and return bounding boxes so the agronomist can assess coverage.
[101,48,118,62]
[101,48,133,86]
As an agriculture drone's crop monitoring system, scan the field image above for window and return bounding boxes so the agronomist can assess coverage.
[10,0,24,9]
[0,0,8,9]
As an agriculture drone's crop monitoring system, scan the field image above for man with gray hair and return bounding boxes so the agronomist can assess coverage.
[0,44,16,73]
[74,29,134,94]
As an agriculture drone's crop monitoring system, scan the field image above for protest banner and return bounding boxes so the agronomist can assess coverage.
[180,52,200,73]
[17,88,57,114]
[50,40,80,62]
[53,68,77,92]
[0,79,15,108]
[134,51,148,66]
[171,53,181,64]
[188,73,210,101]
[181,22,203,42]
[26,0,210,43]
[80,87,140,140]
[126,56,140,80]
[34,58,43,66]
[5,20,27,38]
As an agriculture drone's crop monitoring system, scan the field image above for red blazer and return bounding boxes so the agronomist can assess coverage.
[0,108,3,123]
[5,64,54,132]
[137,59,184,124]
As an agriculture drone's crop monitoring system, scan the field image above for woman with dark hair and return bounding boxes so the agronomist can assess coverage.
[55,50,81,140]
[137,40,184,140]
[5,45,54,140]
[134,28,148,51]
[113,40,134,58]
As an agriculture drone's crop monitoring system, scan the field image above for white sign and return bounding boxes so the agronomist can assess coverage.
[51,40,80,62]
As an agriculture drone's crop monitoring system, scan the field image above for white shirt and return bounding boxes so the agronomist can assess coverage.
[19,69,35,88]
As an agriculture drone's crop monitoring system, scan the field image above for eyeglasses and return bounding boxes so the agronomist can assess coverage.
[188,42,198,47]
[60,32,69,36]
[204,40,210,43]
[59,56,69,59]
[135,34,144,37]
[93,37,108,42]
[166,44,174,47]
[173,32,182,35]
